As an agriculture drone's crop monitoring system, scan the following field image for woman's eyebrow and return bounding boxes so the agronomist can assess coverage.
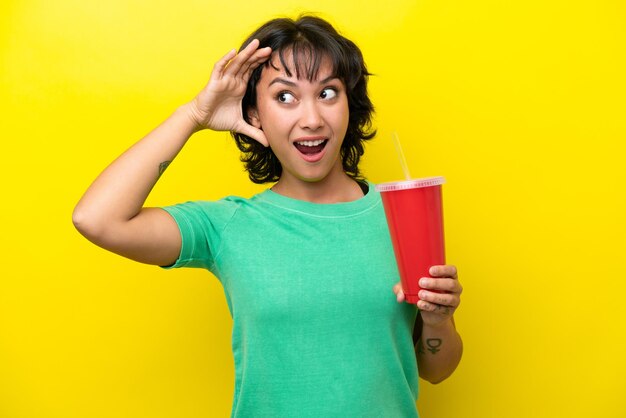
[268,78,296,87]
[268,75,340,88]
[318,75,339,85]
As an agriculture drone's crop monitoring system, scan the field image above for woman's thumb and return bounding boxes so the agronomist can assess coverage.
[238,124,269,147]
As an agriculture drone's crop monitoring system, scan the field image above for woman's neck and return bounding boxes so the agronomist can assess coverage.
[271,171,364,204]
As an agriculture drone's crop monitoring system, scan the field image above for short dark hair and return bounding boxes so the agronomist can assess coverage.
[231,15,376,184]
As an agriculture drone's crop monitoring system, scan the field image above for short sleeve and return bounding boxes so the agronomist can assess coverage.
[159,199,240,272]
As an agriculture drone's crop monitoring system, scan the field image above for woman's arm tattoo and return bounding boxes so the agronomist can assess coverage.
[158,161,171,178]
[426,338,442,354]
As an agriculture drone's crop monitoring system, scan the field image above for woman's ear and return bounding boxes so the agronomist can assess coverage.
[247,108,262,129]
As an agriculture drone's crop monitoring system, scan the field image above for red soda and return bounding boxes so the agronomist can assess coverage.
[376,177,446,304]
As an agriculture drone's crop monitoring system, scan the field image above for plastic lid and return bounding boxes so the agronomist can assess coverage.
[375,176,445,192]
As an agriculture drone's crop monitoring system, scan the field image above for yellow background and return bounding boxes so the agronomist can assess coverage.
[1,0,625,417]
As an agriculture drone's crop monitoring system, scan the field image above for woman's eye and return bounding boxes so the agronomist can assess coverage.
[277,92,295,103]
[320,88,337,100]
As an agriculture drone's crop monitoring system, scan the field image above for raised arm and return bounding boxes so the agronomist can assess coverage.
[72,40,271,266]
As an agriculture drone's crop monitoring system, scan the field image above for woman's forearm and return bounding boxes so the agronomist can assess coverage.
[416,317,463,384]
[72,103,198,234]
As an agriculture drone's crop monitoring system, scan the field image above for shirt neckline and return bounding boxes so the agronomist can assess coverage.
[253,181,380,218]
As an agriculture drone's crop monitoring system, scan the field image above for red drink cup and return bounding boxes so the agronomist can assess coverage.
[376,177,446,304]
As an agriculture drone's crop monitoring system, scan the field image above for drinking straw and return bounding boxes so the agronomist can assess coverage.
[392,131,412,180]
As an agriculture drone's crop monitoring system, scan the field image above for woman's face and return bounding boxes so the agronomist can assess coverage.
[249,51,350,186]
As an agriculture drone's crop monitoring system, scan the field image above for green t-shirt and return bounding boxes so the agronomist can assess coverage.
[162,183,419,417]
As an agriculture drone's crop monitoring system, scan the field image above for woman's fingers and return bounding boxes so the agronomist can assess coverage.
[224,39,264,77]
[419,277,463,294]
[239,46,272,78]
[393,282,405,303]
[211,49,237,81]
[418,288,460,308]
[223,40,258,76]
[211,41,271,84]
[429,265,458,279]
[236,122,269,147]
[417,300,455,314]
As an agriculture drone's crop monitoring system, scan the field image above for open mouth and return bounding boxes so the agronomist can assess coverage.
[293,139,328,156]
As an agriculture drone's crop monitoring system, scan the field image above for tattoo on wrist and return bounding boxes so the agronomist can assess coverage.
[158,161,171,178]
[426,338,442,354]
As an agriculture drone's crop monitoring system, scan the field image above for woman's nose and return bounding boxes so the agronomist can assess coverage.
[298,101,324,130]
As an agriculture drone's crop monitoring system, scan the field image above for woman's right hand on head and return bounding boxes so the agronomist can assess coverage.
[186,39,272,146]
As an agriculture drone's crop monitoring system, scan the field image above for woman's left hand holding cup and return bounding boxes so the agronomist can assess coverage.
[393,265,462,327]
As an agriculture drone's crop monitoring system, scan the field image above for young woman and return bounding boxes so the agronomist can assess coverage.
[73,15,463,417]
